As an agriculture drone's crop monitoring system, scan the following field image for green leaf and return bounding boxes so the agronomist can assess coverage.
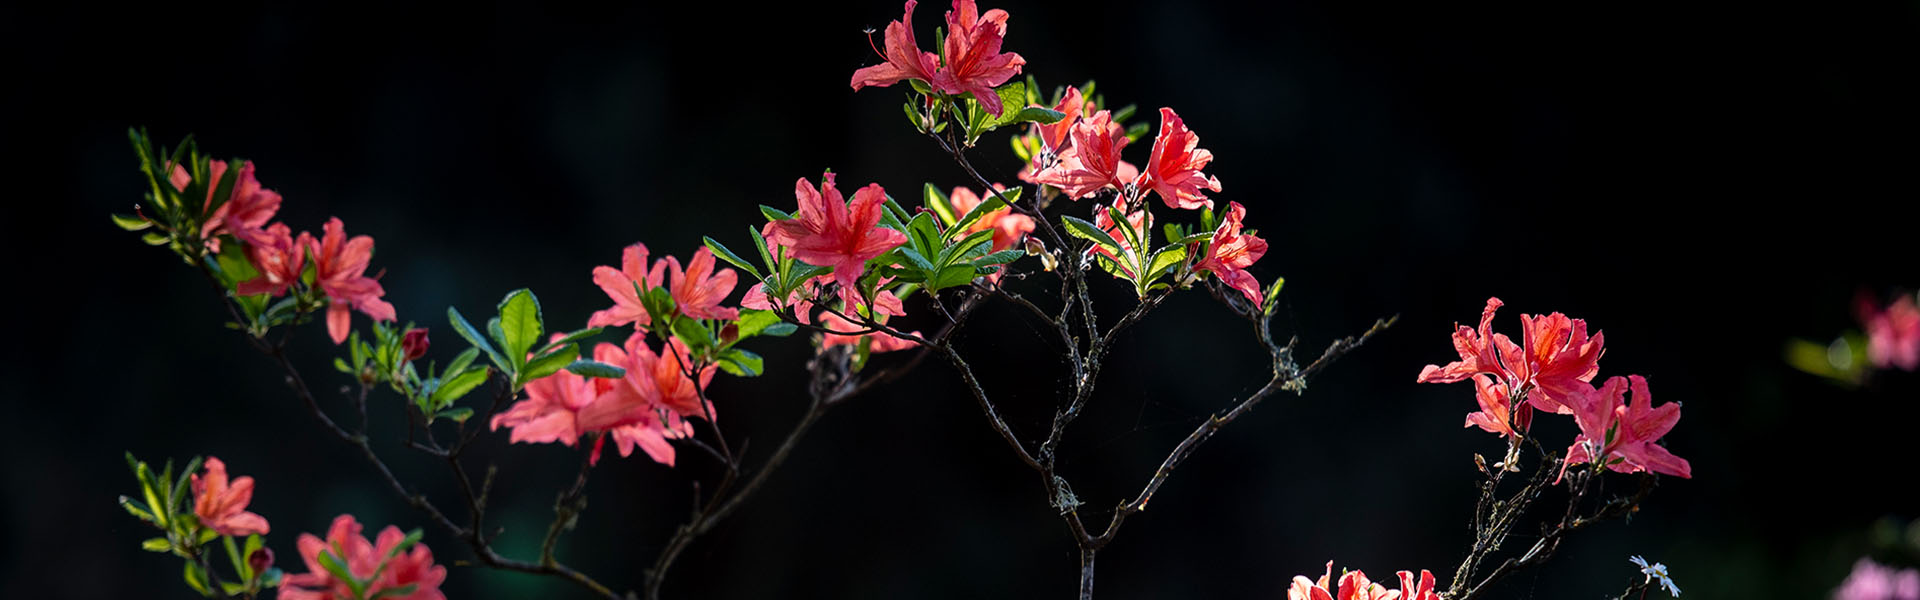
[384,529,425,560]
[536,327,603,355]
[923,183,958,226]
[984,82,1031,128]
[169,456,203,516]
[141,537,172,552]
[928,263,980,291]
[334,357,353,374]
[447,307,509,372]
[1105,205,1143,263]
[759,205,793,221]
[734,309,783,339]
[905,211,941,256]
[1112,103,1138,124]
[1262,277,1286,313]
[496,289,543,368]
[717,348,764,377]
[430,367,489,407]
[111,213,152,231]
[762,322,799,337]
[940,229,995,268]
[243,534,264,579]
[437,407,475,423]
[136,461,166,527]
[142,231,171,246]
[315,549,365,599]
[703,236,761,279]
[225,534,246,580]
[564,359,627,379]
[671,317,716,351]
[1146,245,1188,279]
[748,225,777,273]
[443,348,480,381]
[970,249,1026,267]
[120,496,157,522]
[1175,231,1215,245]
[1061,215,1123,256]
[184,560,211,596]
[951,188,1017,234]
[898,247,936,275]
[1124,122,1150,143]
[520,344,581,382]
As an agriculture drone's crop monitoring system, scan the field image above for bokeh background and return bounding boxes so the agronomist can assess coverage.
[6,0,1917,597]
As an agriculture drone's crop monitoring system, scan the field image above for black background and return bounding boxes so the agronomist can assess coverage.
[5,0,1918,597]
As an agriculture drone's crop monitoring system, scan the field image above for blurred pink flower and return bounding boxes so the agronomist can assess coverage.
[1858,292,1920,371]
[190,457,269,537]
[491,335,691,466]
[588,243,669,329]
[308,218,395,344]
[1834,557,1920,600]
[281,514,445,600]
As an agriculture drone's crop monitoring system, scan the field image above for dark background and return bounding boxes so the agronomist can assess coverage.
[6,0,1917,597]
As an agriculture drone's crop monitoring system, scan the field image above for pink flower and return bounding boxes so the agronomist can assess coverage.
[616,334,718,420]
[1834,557,1920,600]
[850,0,940,93]
[1395,570,1440,600]
[1191,201,1267,305]
[1034,110,1139,200]
[308,218,396,344]
[489,336,690,466]
[1858,292,1920,371]
[818,311,920,353]
[1464,373,1531,439]
[281,515,445,600]
[234,223,310,297]
[667,247,740,321]
[1287,561,1336,600]
[1140,107,1222,210]
[932,0,1026,116]
[190,457,269,537]
[949,185,1035,254]
[742,280,816,325]
[171,160,282,252]
[588,243,670,329]
[1561,375,1691,480]
[1417,297,1604,415]
[1287,562,1399,600]
[1018,86,1085,184]
[764,174,908,297]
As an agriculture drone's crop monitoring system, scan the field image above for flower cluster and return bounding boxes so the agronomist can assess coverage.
[281,514,445,600]
[851,0,1027,116]
[1287,562,1439,600]
[1858,291,1920,372]
[1835,558,1920,600]
[191,456,270,538]
[1418,297,1691,480]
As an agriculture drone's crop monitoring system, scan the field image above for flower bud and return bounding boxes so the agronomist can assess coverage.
[248,546,274,575]
[402,328,430,362]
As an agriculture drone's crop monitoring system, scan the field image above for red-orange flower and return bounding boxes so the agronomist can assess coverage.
[1464,373,1531,438]
[234,222,309,297]
[170,160,282,252]
[850,1,939,93]
[589,243,669,329]
[281,515,445,600]
[1417,297,1604,415]
[308,218,396,344]
[190,457,269,537]
[1191,201,1267,305]
[1141,107,1222,210]
[932,0,1026,116]
[1018,86,1085,184]
[1034,110,1138,200]
[667,247,740,321]
[1562,375,1691,480]
[764,174,908,297]
[492,336,691,466]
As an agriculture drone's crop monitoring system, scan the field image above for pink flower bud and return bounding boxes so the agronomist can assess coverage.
[402,328,430,362]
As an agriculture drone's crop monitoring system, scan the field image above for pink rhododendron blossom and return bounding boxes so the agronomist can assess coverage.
[1858,292,1920,371]
[1019,86,1085,184]
[614,334,718,420]
[1191,201,1267,305]
[170,160,282,251]
[949,185,1035,254]
[1288,562,1402,600]
[1395,570,1440,600]
[764,174,908,296]
[1834,557,1920,600]
[589,243,669,329]
[1035,110,1139,200]
[1287,561,1336,600]
[1141,107,1222,210]
[742,281,816,325]
[308,218,395,344]
[849,0,939,93]
[1417,297,1604,415]
[1464,373,1531,438]
[190,457,269,537]
[818,311,920,353]
[491,336,690,466]
[932,0,1026,116]
[667,247,741,321]
[234,223,310,297]
[281,514,446,600]
[1561,375,1691,481]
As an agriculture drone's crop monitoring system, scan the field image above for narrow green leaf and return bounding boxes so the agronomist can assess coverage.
[519,344,580,382]
[141,537,172,552]
[1061,215,1123,256]
[443,347,480,381]
[120,496,157,522]
[1106,205,1143,261]
[703,236,761,279]
[184,560,211,595]
[762,322,799,337]
[1263,277,1286,313]
[1146,245,1188,279]
[717,348,764,377]
[940,229,996,268]
[923,183,957,226]
[748,225,777,273]
[496,289,543,367]
[448,307,509,373]
[224,535,246,580]
[759,205,792,221]
[564,359,626,379]
[141,232,170,246]
[431,367,490,407]
[315,549,364,599]
[734,309,782,339]
[906,212,941,256]
[899,247,936,274]
[169,456,203,516]
[437,407,475,423]
[950,188,1016,234]
[671,317,716,351]
[111,213,152,231]
[1113,103,1138,124]
[536,327,603,356]
[1124,122,1150,143]
[928,263,980,291]
[1175,231,1215,245]
[970,249,1026,267]
[384,529,425,560]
